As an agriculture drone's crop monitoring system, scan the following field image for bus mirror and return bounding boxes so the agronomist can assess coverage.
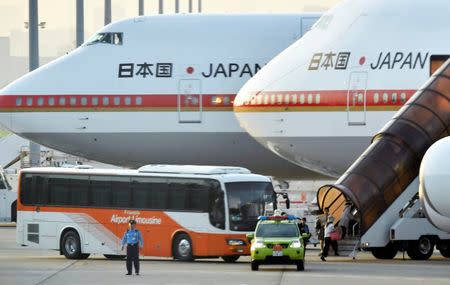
[246,233,254,242]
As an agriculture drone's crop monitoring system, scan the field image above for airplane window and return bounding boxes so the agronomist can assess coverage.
[400,92,407,103]
[59,97,66,106]
[315,94,320,104]
[284,94,290,105]
[382,93,388,104]
[81,97,88,106]
[373,93,379,104]
[84,32,123,46]
[26,97,33,106]
[48,97,55,106]
[256,94,263,105]
[114,97,121,106]
[125,97,131,106]
[223,96,230,105]
[291,94,298,104]
[70,97,77,106]
[37,97,44,106]
[277,94,283,105]
[113,33,123,45]
[263,95,269,105]
[391,93,397,104]
[135,97,142,105]
[16,97,22,106]
[270,94,276,105]
[300,94,305,104]
[103,97,109,106]
[307,94,313,104]
[92,97,99,106]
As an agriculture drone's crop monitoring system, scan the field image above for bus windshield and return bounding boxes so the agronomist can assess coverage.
[226,182,275,231]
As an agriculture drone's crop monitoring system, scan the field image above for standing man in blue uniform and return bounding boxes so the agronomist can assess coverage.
[121,219,144,275]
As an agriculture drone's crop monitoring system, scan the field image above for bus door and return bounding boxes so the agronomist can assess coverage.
[347,72,367,126]
[178,79,202,123]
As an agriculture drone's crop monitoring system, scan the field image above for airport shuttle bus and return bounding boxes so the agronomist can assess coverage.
[16,165,275,262]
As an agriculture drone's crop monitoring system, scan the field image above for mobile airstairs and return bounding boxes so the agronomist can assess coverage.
[318,59,450,260]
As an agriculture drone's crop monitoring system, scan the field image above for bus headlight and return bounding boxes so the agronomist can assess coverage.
[290,240,302,248]
[227,239,246,246]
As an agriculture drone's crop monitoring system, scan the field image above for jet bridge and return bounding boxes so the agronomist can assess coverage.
[317,59,450,258]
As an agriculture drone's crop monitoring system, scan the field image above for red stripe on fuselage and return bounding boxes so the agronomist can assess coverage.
[0,89,416,112]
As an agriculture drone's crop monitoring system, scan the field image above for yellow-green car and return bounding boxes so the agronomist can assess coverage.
[247,216,306,271]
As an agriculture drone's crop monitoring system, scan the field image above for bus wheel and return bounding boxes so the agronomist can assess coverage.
[173,233,194,261]
[407,236,434,260]
[371,243,398,259]
[221,255,240,263]
[104,254,126,260]
[62,230,83,259]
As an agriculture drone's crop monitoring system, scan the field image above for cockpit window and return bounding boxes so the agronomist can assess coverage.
[84,32,123,46]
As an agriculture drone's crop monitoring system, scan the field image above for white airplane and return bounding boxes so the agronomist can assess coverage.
[234,0,449,178]
[0,13,325,179]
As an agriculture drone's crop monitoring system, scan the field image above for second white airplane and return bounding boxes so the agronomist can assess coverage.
[234,0,449,177]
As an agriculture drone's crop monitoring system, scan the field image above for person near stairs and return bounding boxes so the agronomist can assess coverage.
[321,215,339,261]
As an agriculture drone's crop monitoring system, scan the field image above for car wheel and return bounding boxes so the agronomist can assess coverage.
[221,255,240,263]
[251,260,259,271]
[407,236,434,260]
[173,233,194,261]
[61,230,83,259]
[296,260,304,271]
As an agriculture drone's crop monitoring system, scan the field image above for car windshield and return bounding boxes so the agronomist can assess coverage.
[256,223,299,238]
[226,182,275,231]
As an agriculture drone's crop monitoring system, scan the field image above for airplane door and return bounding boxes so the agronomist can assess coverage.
[301,17,319,36]
[178,79,202,123]
[347,72,367,126]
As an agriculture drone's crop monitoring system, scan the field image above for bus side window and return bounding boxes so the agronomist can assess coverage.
[90,177,112,207]
[111,177,131,208]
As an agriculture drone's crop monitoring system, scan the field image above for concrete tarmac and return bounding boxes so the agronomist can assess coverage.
[1,227,450,285]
